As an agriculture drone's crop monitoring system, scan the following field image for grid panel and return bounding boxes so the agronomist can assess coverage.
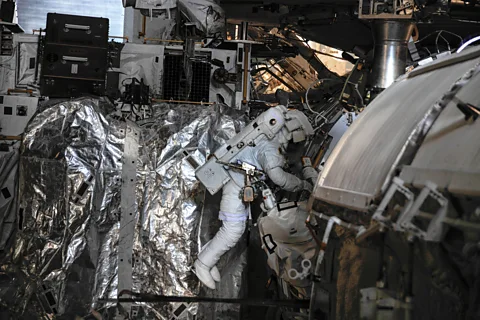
[190,61,211,102]
[162,54,211,103]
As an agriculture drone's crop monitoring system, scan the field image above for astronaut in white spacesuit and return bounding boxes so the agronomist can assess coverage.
[194,105,314,290]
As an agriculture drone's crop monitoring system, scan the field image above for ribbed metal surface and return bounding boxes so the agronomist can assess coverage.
[16,0,124,36]
[399,60,480,195]
[313,47,480,211]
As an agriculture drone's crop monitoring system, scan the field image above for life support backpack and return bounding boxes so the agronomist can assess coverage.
[257,201,317,291]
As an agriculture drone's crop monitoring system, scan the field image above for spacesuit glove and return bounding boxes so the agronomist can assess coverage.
[302,166,319,183]
[302,180,313,192]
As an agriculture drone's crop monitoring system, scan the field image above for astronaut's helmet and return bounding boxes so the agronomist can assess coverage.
[275,106,314,151]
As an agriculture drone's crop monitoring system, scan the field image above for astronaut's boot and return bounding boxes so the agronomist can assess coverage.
[210,265,221,282]
[202,240,221,282]
[193,259,216,290]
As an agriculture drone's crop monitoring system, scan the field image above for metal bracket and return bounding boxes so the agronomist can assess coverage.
[397,181,448,242]
[372,177,414,231]
[171,302,193,319]
[118,122,140,317]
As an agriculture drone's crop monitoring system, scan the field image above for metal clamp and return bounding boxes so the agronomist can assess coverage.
[216,160,264,177]
[372,177,414,231]
[397,181,448,242]
[288,259,312,280]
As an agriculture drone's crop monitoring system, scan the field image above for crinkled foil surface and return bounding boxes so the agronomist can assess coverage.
[0,97,247,319]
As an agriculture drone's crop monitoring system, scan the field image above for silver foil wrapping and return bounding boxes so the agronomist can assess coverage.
[0,98,247,319]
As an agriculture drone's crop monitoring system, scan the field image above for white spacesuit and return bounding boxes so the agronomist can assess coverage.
[194,105,314,289]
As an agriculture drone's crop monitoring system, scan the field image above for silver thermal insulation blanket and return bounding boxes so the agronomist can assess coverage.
[0,98,247,319]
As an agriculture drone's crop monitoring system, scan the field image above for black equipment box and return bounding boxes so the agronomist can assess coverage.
[41,13,109,97]
[40,43,107,97]
[106,42,124,100]
[41,43,108,81]
[0,1,15,23]
[40,77,105,97]
[45,13,109,48]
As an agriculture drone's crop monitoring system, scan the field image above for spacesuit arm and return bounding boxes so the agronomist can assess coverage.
[266,167,312,192]
[257,140,312,192]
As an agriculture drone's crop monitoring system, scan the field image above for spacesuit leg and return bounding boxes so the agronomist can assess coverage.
[194,181,247,289]
[195,220,246,289]
[201,240,221,282]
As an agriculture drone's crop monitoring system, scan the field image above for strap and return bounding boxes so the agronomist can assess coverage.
[262,234,277,254]
[277,201,298,212]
